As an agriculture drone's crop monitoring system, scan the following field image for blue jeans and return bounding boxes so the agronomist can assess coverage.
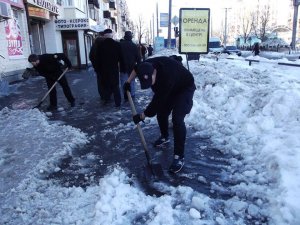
[120,72,135,99]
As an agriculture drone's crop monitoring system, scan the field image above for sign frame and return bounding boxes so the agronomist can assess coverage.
[179,8,210,54]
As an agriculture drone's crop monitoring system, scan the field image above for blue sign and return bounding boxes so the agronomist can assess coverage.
[160,13,168,27]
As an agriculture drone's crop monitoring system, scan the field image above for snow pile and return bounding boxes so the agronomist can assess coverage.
[186,58,300,224]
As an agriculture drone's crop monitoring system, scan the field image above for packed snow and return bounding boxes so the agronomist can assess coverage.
[1,49,300,225]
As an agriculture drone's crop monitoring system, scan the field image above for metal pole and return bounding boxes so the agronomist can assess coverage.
[291,0,299,50]
[156,2,159,37]
[224,8,231,47]
[153,13,155,44]
[167,0,172,48]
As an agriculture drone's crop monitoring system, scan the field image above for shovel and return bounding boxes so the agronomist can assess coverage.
[126,90,164,180]
[32,68,68,109]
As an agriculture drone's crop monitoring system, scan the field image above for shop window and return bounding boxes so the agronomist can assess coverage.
[30,21,46,55]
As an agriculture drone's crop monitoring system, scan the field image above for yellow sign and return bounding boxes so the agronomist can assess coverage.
[179,8,210,54]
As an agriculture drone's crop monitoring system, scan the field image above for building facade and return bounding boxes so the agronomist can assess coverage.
[0,0,31,82]
[0,0,132,82]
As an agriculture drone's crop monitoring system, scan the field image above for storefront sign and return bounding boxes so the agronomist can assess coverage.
[0,0,24,9]
[179,8,210,54]
[4,18,23,59]
[55,18,89,29]
[27,0,59,14]
[28,6,50,20]
[55,18,99,32]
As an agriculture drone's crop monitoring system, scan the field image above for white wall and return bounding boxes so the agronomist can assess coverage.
[0,10,31,80]
[78,30,86,66]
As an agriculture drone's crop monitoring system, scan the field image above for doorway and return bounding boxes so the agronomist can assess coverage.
[61,31,80,68]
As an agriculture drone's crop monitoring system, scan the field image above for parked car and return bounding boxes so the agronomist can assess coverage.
[223,46,242,56]
[208,37,224,54]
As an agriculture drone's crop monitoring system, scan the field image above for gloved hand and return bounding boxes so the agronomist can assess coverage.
[123,81,131,93]
[133,114,144,124]
[22,68,35,79]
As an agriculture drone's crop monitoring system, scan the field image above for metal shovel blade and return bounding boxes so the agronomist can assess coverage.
[144,163,164,181]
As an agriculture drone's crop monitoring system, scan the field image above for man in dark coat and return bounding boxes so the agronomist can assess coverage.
[96,28,123,107]
[119,31,141,101]
[147,44,153,57]
[252,42,260,56]
[28,53,75,111]
[89,31,105,99]
[123,56,196,173]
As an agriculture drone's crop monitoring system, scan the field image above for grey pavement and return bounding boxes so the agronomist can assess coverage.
[0,69,231,198]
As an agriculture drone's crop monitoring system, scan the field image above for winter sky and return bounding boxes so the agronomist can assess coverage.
[1,49,300,224]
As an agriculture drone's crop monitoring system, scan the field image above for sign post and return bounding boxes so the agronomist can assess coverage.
[179,8,210,69]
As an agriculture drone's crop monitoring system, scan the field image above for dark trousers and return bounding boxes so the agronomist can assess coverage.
[45,76,75,107]
[157,86,195,158]
[101,83,121,107]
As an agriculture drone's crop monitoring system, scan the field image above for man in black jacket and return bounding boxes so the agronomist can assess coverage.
[96,28,123,107]
[120,31,141,101]
[28,53,75,111]
[89,31,105,99]
[124,56,196,173]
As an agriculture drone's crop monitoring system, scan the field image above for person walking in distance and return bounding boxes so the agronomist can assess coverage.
[252,42,260,56]
[96,28,123,107]
[28,53,75,111]
[147,44,153,57]
[123,56,196,173]
[119,31,141,101]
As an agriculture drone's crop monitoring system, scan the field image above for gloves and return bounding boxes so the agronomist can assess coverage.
[22,68,35,79]
[123,81,131,93]
[133,114,144,124]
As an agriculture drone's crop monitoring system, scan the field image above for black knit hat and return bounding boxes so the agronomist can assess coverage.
[124,31,132,40]
[104,28,113,34]
[136,62,154,89]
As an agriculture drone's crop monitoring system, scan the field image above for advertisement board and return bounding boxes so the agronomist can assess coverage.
[4,18,23,59]
[179,8,210,54]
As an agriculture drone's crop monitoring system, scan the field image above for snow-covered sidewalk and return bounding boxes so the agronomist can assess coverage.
[1,50,300,225]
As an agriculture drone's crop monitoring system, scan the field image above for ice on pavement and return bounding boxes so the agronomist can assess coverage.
[1,49,300,224]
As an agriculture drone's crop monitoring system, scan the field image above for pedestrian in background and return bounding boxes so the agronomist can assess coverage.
[119,31,141,101]
[123,56,196,173]
[147,44,153,57]
[252,42,260,56]
[28,53,75,111]
[89,31,105,100]
[95,28,123,107]
[140,44,147,61]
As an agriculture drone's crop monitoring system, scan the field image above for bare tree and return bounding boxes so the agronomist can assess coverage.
[240,12,253,45]
[135,15,148,44]
[252,3,271,42]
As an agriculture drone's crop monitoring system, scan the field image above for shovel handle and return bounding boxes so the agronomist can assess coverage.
[33,68,68,109]
[126,91,152,165]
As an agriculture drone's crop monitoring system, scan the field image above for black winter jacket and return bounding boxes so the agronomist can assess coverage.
[140,56,196,117]
[96,38,123,85]
[89,37,105,72]
[34,53,72,80]
[120,39,141,74]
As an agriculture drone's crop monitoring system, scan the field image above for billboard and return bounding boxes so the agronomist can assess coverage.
[179,8,210,54]
[5,18,23,59]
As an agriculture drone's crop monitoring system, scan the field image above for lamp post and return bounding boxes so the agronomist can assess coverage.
[224,8,231,47]
[291,0,299,50]
[167,0,172,48]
